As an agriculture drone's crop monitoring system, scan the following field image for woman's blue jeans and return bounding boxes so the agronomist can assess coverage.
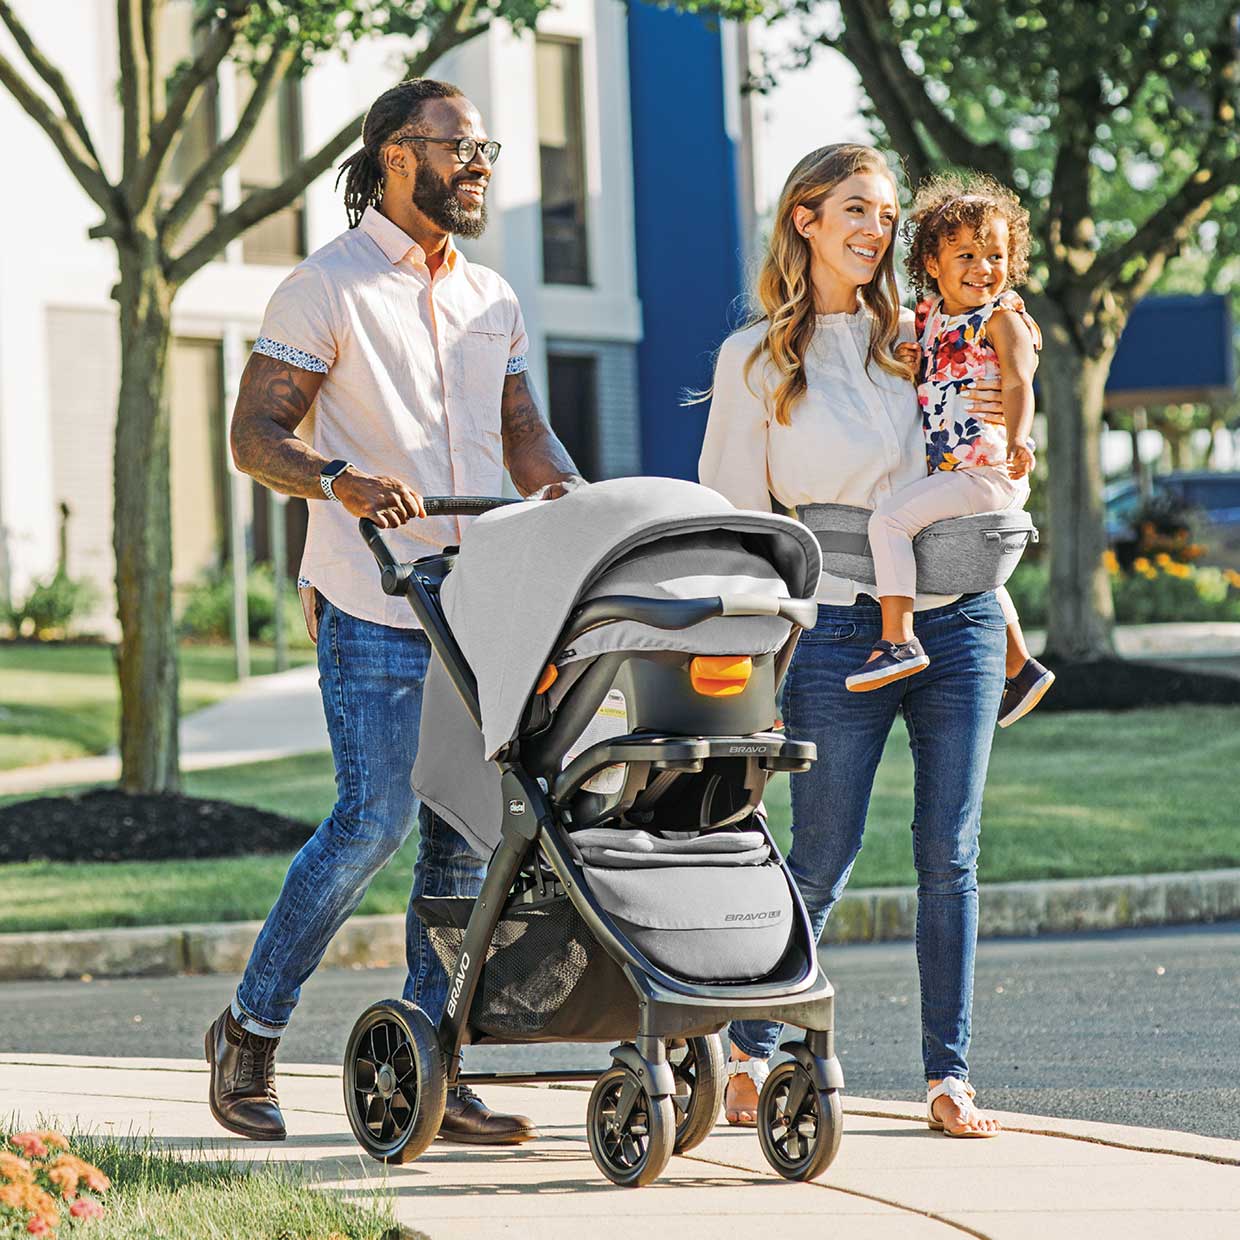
[730,591,1007,1082]
[233,598,484,1037]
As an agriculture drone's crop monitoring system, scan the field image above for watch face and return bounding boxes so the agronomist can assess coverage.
[322,459,348,478]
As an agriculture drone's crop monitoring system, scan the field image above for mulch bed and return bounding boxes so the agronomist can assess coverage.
[1036,657,1240,712]
[0,789,314,864]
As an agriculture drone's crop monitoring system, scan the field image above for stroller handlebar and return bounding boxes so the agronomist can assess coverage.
[359,499,518,595]
[562,592,818,646]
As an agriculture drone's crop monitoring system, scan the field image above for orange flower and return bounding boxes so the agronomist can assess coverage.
[35,1133,68,1152]
[1154,552,1172,567]
[1225,570,1240,590]
[1185,543,1206,560]
[46,1162,79,1198]
[79,1165,110,1194]
[1133,556,1152,573]
[69,1196,104,1220]
[0,1150,33,1181]
[8,1134,47,1160]
[1101,549,1120,574]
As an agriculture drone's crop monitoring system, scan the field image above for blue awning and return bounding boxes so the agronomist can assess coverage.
[1105,293,1235,408]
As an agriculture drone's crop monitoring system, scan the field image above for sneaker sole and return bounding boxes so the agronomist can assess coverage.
[998,670,1056,728]
[846,656,929,692]
[204,1027,287,1142]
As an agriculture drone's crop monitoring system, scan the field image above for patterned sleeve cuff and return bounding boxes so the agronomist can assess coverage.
[297,575,313,589]
[506,354,529,375]
[254,336,329,375]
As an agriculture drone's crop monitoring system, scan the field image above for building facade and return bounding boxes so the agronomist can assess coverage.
[0,0,753,633]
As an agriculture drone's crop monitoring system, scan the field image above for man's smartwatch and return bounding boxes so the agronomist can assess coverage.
[319,459,352,502]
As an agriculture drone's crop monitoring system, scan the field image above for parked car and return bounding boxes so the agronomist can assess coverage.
[1105,471,1240,570]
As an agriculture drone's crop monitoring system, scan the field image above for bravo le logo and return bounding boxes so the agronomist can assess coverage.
[724,910,781,922]
[446,951,471,1017]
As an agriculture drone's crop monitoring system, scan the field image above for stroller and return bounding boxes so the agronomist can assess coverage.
[342,477,844,1187]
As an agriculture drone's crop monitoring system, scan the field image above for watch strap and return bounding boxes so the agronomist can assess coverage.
[319,459,350,502]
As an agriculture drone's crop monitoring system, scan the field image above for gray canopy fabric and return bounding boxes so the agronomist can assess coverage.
[438,476,821,759]
[410,476,822,859]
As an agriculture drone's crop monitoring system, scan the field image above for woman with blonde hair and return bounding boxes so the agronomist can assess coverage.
[700,143,1009,1139]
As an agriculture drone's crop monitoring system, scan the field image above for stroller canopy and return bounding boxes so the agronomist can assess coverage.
[440,476,822,759]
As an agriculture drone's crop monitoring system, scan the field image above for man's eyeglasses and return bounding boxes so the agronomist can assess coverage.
[398,136,502,165]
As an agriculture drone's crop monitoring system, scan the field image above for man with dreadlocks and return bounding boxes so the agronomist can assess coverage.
[208,79,581,1145]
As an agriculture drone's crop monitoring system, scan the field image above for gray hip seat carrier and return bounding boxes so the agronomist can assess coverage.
[798,502,1037,595]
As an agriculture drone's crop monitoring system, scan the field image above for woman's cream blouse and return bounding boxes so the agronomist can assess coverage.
[698,305,956,608]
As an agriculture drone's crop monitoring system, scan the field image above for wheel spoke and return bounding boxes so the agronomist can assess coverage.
[365,1094,385,1132]
[354,1057,377,1092]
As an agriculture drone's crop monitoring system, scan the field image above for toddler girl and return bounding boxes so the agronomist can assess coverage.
[844,173,1054,727]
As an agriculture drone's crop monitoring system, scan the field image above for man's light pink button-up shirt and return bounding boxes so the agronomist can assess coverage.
[255,205,528,628]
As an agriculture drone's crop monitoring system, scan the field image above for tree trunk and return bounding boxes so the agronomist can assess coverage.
[1037,311,1117,662]
[113,245,180,793]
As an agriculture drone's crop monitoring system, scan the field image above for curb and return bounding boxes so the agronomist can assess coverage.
[2,867,1238,983]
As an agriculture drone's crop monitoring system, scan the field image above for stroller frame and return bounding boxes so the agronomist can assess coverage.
[349,500,845,1185]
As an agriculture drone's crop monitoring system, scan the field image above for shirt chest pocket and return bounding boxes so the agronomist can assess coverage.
[453,328,508,449]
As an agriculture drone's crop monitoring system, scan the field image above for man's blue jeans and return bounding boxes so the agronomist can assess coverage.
[233,598,484,1037]
[730,592,1007,1082]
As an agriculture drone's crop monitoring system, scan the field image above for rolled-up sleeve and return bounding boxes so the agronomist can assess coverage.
[506,287,530,375]
[254,263,337,373]
[698,334,772,512]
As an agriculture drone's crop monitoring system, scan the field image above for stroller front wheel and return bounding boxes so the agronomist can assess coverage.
[586,1066,676,1187]
[669,1034,726,1153]
[343,998,447,1165]
[756,1061,843,1181]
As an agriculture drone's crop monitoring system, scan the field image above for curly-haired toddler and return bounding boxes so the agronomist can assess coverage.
[845,172,1054,727]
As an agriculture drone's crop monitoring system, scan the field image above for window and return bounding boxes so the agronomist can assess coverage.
[161,0,219,250]
[168,339,227,588]
[238,77,306,265]
[547,353,599,480]
[536,37,589,285]
[159,0,305,265]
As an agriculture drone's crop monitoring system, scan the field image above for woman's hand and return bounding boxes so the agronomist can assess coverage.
[1007,441,1035,480]
[966,378,1005,424]
[895,341,921,375]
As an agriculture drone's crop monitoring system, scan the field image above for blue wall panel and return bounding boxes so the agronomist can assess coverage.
[627,7,744,479]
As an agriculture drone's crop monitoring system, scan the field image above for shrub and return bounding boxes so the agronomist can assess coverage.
[178,566,312,647]
[8,574,99,640]
[0,1129,110,1238]
[1005,553,1240,627]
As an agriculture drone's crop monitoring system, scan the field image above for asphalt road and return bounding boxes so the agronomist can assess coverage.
[2,922,1238,1140]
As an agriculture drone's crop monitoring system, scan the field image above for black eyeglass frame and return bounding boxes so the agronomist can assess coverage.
[397,136,502,165]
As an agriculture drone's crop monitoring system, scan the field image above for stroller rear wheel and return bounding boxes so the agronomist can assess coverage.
[586,1065,676,1187]
[344,998,446,1165]
[669,1034,725,1153]
[756,1060,842,1181]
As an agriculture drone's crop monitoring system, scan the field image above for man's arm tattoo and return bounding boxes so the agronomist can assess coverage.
[500,370,579,495]
[230,353,330,499]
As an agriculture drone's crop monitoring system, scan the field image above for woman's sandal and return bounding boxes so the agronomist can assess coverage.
[723,1057,770,1127]
[927,1077,999,1138]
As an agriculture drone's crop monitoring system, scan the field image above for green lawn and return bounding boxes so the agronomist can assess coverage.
[0,704,1236,934]
[0,642,314,770]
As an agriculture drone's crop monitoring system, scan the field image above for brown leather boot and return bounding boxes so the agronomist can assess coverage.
[205,1007,287,1140]
[437,1083,537,1145]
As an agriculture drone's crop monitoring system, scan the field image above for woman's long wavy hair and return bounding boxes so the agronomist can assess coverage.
[746,144,911,427]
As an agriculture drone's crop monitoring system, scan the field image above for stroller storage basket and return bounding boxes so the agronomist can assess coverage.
[799,502,1036,595]
[416,894,637,1043]
[582,860,794,982]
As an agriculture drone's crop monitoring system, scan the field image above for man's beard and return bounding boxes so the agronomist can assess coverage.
[412,161,488,239]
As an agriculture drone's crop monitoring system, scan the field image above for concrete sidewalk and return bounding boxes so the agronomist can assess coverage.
[3,1054,1237,1239]
[0,663,327,796]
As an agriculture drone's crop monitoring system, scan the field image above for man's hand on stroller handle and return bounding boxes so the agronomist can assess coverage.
[334,469,427,526]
